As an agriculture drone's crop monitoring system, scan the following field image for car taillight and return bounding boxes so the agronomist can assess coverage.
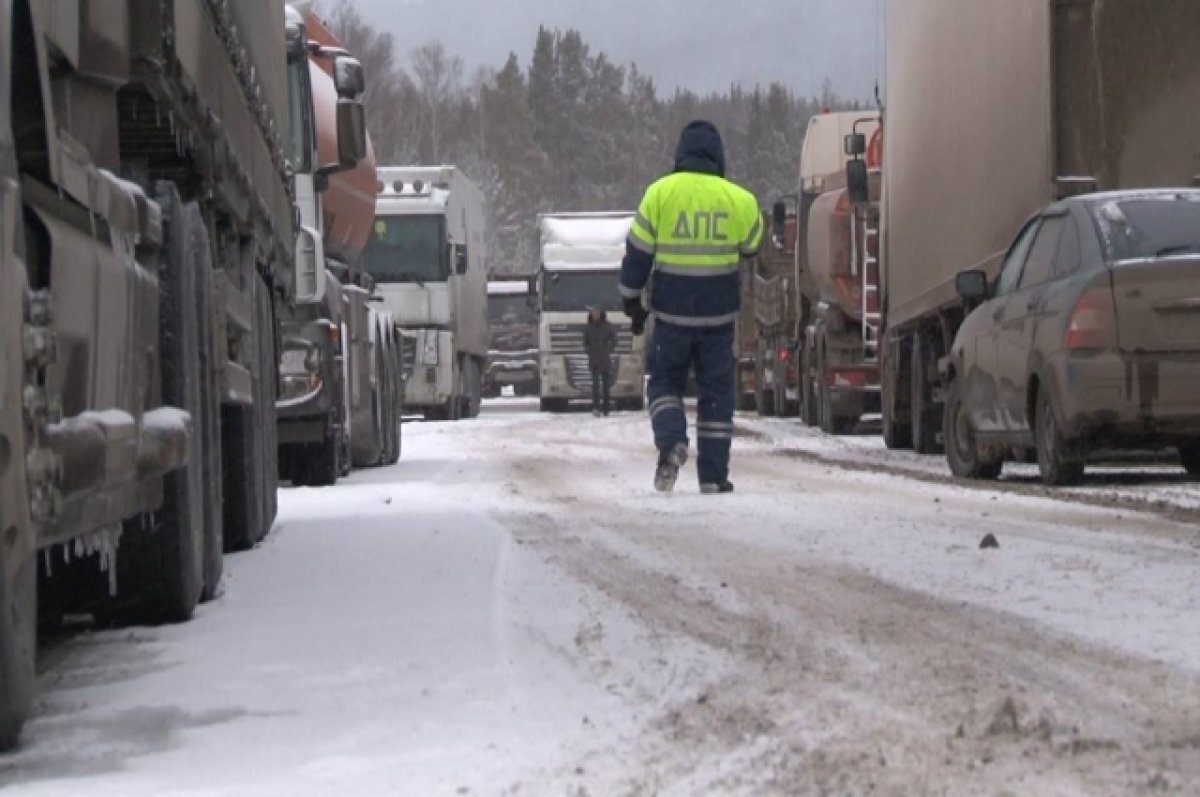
[1064,288,1116,351]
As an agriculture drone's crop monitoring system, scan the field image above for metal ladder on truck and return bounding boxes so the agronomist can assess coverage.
[849,207,882,363]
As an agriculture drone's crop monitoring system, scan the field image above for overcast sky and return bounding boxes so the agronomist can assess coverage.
[346,0,884,99]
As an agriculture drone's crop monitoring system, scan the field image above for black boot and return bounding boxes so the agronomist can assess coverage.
[699,480,734,495]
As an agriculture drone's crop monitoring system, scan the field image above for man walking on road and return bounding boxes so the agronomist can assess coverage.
[583,307,616,416]
[620,120,763,494]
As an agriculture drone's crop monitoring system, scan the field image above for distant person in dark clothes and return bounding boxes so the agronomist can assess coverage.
[583,307,617,416]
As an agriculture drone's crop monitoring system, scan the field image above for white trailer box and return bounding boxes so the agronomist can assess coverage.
[364,166,489,419]
[537,213,646,412]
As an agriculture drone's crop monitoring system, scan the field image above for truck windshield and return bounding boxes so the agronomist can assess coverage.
[541,270,623,313]
[489,295,538,325]
[362,215,448,283]
[286,59,312,174]
[1095,197,1200,262]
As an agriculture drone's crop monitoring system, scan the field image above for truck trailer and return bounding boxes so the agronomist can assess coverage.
[1,0,357,747]
[365,166,489,421]
[537,213,646,412]
[880,0,1200,453]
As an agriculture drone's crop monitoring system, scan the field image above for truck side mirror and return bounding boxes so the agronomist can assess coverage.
[336,98,367,167]
[334,56,366,99]
[844,132,867,157]
[455,246,468,275]
[955,270,989,302]
[846,159,869,205]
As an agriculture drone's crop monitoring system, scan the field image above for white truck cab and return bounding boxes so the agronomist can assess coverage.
[365,166,488,420]
[537,213,646,412]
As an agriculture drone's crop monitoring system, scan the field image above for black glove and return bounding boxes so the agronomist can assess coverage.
[623,297,649,337]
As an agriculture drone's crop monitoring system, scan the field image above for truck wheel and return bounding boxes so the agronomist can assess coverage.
[0,541,36,751]
[307,432,341,487]
[1177,444,1200,477]
[463,358,482,419]
[910,332,943,455]
[881,335,912,450]
[540,397,566,413]
[943,378,1001,480]
[816,343,853,434]
[1035,387,1084,486]
[119,185,205,623]
[223,276,273,552]
[191,206,224,603]
[754,351,776,417]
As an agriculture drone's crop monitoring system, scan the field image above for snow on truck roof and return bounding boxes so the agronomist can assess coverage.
[538,213,633,271]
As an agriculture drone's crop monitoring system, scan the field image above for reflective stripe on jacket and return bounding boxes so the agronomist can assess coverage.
[620,172,763,327]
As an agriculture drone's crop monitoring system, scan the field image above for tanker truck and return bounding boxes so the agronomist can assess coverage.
[276,6,401,486]
[879,0,1200,453]
[741,112,882,432]
[365,166,488,421]
[1,0,362,748]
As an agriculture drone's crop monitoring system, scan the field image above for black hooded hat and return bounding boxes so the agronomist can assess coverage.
[673,120,726,178]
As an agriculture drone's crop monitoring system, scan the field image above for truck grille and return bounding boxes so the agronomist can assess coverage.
[549,324,633,354]
[565,355,622,390]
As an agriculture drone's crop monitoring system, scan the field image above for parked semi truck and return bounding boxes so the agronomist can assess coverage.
[739,111,882,432]
[365,166,488,421]
[880,0,1200,453]
[0,0,368,747]
[276,6,401,486]
[484,276,540,398]
[537,213,645,412]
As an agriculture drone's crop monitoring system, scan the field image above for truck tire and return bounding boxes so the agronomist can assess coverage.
[223,275,274,552]
[800,342,818,427]
[118,184,205,623]
[191,207,224,603]
[463,357,482,419]
[306,432,341,487]
[943,378,1002,480]
[540,397,567,413]
[1035,387,1084,486]
[257,279,279,533]
[0,540,36,751]
[881,334,912,450]
[817,342,855,434]
[754,350,776,416]
[1177,444,1200,477]
[911,332,944,455]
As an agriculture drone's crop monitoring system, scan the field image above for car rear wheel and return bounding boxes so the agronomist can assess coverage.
[1035,387,1084,486]
[943,378,1001,480]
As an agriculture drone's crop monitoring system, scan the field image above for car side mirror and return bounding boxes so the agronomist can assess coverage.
[956,269,989,302]
[455,246,468,275]
[846,159,869,205]
[336,99,367,167]
[334,56,366,99]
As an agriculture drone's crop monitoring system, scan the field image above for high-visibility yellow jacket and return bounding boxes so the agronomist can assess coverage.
[620,168,762,328]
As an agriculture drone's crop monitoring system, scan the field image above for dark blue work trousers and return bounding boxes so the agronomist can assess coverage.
[646,320,735,485]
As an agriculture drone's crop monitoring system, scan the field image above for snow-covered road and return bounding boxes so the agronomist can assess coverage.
[3,400,1199,795]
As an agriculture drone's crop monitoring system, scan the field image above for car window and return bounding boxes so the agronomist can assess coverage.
[1053,216,1084,279]
[1018,216,1065,290]
[995,220,1039,297]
